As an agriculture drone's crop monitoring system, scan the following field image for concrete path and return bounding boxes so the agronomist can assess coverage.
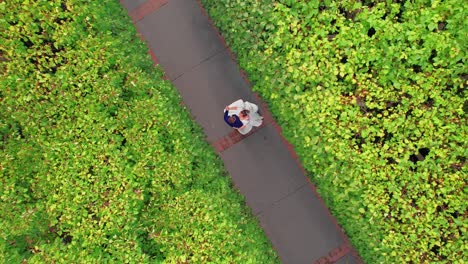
[120,0,363,263]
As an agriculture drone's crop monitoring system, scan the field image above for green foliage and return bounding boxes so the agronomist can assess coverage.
[0,0,278,262]
[201,0,467,263]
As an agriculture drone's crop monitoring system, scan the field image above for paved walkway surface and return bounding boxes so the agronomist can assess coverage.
[120,1,364,263]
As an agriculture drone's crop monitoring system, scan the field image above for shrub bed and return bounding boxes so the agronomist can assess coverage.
[0,0,278,262]
[201,0,466,262]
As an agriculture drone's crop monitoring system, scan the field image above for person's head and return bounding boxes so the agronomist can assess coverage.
[228,115,237,124]
[240,110,249,118]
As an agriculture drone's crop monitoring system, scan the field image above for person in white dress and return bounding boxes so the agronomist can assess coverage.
[223,99,263,135]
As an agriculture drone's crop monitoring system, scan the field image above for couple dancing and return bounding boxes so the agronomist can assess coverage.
[223,99,263,135]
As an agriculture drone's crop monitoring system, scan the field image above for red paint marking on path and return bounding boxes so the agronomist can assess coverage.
[212,124,266,153]
[129,0,168,22]
[314,244,351,264]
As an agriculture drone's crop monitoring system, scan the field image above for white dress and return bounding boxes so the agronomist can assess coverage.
[227,99,263,135]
